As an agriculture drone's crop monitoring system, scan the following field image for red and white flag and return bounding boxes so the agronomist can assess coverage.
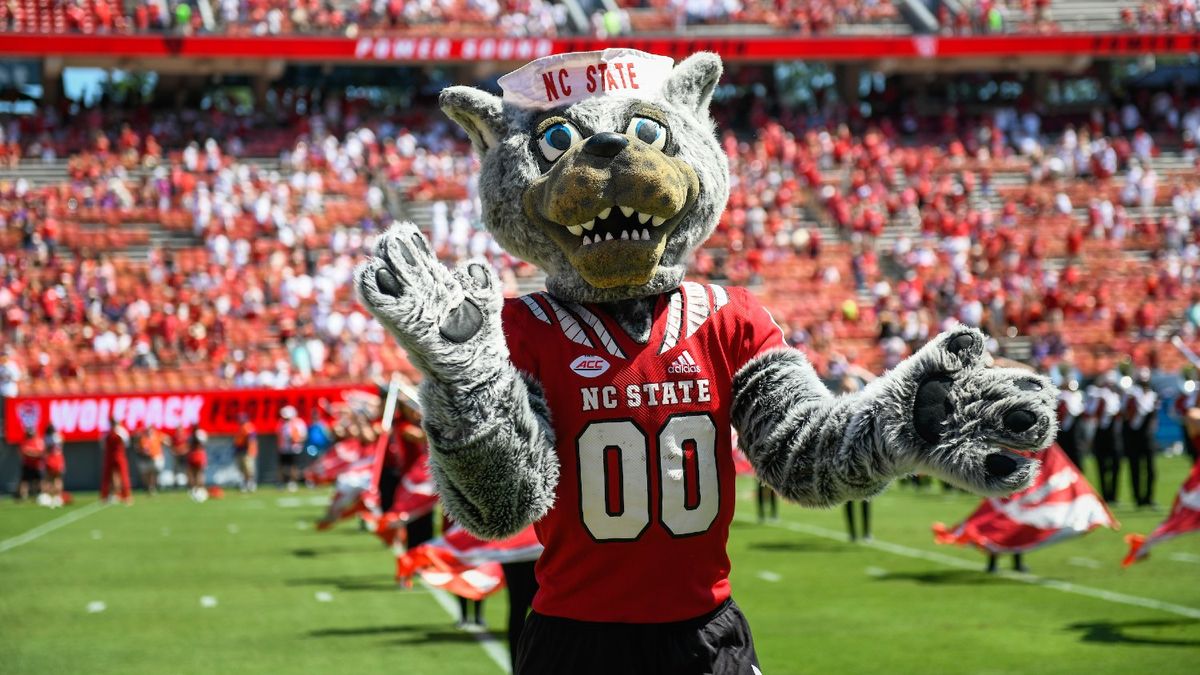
[305,437,379,486]
[314,436,388,531]
[933,445,1118,553]
[371,458,440,548]
[1122,458,1200,566]
[396,524,542,600]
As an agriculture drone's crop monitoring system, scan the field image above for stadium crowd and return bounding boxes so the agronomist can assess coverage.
[2,81,1200,398]
[0,0,571,37]
[4,0,1198,37]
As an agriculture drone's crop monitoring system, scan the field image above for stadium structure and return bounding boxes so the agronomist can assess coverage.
[0,2,1198,486]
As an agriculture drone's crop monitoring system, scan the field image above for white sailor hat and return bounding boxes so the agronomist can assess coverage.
[498,48,674,111]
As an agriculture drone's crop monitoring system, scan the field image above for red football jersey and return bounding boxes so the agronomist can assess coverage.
[503,282,786,622]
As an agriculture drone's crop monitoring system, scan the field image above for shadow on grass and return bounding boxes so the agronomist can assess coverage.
[747,540,852,554]
[387,630,499,646]
[1066,619,1200,647]
[291,546,365,558]
[286,574,399,592]
[309,624,499,647]
[872,569,1023,586]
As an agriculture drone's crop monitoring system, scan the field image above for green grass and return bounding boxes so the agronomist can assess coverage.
[2,456,1198,675]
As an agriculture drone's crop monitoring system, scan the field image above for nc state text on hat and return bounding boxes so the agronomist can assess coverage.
[543,62,642,104]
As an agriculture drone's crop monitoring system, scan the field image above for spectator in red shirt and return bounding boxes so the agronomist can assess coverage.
[100,415,133,504]
[186,426,209,501]
[42,425,66,508]
[17,426,45,501]
[233,414,259,492]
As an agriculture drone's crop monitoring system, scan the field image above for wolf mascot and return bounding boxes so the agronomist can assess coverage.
[356,49,1058,674]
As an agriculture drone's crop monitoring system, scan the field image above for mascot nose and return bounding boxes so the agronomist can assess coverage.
[583,132,628,158]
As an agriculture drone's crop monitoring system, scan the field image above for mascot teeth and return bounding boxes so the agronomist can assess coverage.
[581,219,595,231]
[637,212,651,225]
[630,230,640,241]
[598,207,612,220]
[582,234,592,245]
[642,228,650,239]
[567,225,583,236]
[652,215,666,227]
[620,231,629,240]
[619,206,635,218]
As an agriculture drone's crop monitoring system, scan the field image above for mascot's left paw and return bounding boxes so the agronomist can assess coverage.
[884,328,1057,496]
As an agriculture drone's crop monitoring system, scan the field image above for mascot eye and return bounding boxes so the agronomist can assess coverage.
[537,122,580,162]
[625,117,666,150]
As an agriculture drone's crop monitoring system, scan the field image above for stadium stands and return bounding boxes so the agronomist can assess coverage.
[1,0,1194,37]
[2,86,1199,394]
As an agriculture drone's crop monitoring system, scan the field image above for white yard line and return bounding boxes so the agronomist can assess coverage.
[418,579,512,673]
[0,501,110,554]
[742,515,1200,620]
[756,570,782,582]
[1168,552,1200,565]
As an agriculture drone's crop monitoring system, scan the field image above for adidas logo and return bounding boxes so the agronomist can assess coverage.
[667,350,702,375]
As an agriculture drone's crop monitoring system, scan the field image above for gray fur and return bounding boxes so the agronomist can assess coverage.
[355,222,559,538]
[358,53,1059,546]
[421,371,558,539]
[596,297,658,344]
[440,52,729,304]
[732,327,1057,506]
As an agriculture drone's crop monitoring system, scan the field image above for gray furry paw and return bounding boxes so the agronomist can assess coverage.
[882,328,1057,496]
[355,222,506,379]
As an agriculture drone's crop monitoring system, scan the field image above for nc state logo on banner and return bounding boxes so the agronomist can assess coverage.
[570,355,611,379]
[15,401,40,432]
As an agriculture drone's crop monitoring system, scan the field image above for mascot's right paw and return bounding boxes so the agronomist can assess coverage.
[884,328,1057,497]
[356,222,506,377]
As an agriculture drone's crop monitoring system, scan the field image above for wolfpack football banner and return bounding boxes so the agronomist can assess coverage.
[1122,458,1200,566]
[3,385,374,443]
[933,445,1118,554]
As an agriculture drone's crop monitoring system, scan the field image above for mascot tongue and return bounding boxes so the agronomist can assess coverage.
[498,49,674,111]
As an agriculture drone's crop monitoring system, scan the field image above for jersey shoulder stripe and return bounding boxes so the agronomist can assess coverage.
[565,301,627,360]
[658,289,685,355]
[708,284,729,311]
[537,292,595,348]
[681,281,712,340]
[518,294,552,324]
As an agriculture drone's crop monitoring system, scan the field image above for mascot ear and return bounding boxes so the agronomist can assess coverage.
[664,52,723,115]
[440,86,505,157]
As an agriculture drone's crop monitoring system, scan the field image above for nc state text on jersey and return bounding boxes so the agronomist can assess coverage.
[581,379,712,412]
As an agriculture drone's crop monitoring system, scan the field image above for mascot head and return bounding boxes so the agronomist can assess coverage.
[440,49,728,303]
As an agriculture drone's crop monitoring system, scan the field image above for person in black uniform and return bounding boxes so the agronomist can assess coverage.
[1174,375,1199,463]
[1123,368,1159,508]
[844,500,871,542]
[1057,379,1084,468]
[1086,373,1122,504]
[756,482,777,523]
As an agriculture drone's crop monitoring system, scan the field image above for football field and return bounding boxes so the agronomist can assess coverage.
[1,457,1197,675]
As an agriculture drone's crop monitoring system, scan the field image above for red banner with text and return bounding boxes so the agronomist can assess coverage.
[0,32,1196,64]
[3,385,375,443]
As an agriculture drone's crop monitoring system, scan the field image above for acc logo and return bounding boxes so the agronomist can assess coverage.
[570,355,610,379]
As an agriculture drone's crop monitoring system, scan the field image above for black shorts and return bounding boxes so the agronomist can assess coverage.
[278,453,298,468]
[20,465,42,483]
[515,598,760,675]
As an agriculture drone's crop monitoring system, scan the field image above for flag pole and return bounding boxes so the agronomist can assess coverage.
[381,372,402,434]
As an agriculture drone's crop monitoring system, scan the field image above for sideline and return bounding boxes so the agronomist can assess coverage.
[419,579,512,673]
[741,515,1200,620]
[0,501,110,554]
